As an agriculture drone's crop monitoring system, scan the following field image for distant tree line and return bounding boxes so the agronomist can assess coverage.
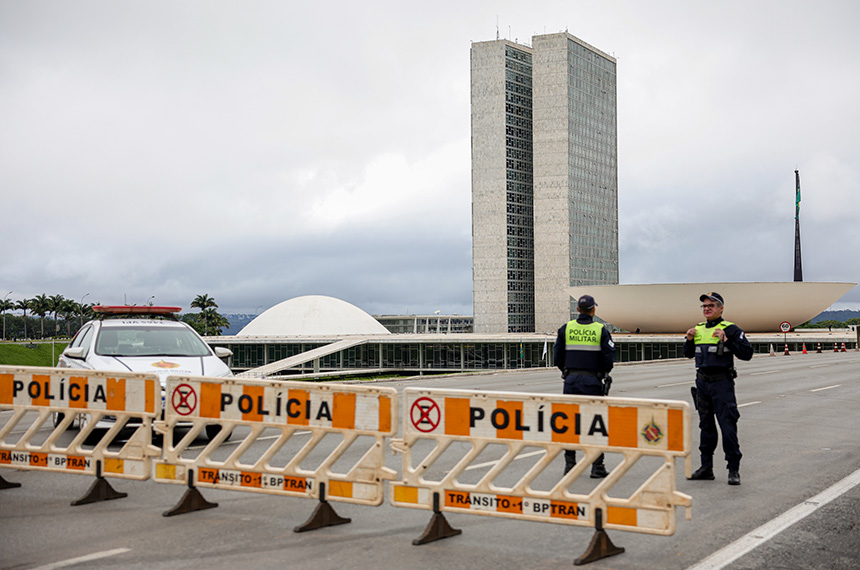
[800,318,860,329]
[0,293,230,340]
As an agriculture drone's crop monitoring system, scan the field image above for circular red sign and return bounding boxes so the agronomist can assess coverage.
[779,321,791,333]
[171,383,198,416]
[410,397,441,433]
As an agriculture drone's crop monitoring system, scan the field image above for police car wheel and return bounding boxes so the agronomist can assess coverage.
[205,424,233,442]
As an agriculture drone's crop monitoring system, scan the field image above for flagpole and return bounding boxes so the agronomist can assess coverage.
[793,169,803,282]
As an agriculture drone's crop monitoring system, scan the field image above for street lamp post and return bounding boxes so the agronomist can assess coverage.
[3,291,11,341]
[148,296,156,306]
[79,293,90,329]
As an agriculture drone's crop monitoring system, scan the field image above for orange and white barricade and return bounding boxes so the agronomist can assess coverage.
[390,388,692,562]
[0,365,160,501]
[154,375,398,526]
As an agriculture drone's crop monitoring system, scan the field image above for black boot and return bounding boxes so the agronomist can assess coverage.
[564,457,576,475]
[728,470,741,485]
[688,466,715,480]
[590,464,608,479]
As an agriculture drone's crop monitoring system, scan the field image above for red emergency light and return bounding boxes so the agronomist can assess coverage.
[92,305,183,315]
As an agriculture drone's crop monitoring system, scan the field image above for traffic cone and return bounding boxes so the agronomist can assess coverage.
[816,342,822,353]
[802,343,808,354]
[768,344,775,356]
[784,344,790,356]
[841,343,847,352]
[834,343,839,352]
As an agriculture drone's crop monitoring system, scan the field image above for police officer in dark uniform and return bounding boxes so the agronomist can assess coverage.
[554,294,615,477]
[685,292,753,486]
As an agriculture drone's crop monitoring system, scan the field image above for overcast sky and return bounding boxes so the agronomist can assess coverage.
[2,0,859,318]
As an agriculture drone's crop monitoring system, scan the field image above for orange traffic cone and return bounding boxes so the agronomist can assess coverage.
[834,343,839,352]
[784,344,790,356]
[802,343,808,354]
[816,342,822,353]
[841,343,847,352]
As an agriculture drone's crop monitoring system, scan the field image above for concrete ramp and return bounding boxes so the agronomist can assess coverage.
[237,337,369,377]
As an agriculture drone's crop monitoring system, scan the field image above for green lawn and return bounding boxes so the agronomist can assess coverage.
[0,341,69,367]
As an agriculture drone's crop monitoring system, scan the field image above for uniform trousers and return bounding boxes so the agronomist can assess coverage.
[694,375,742,471]
[563,373,605,467]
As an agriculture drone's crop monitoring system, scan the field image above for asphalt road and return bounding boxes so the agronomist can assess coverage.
[2,351,859,569]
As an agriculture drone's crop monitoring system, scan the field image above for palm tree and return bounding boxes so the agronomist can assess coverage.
[15,299,31,339]
[48,294,65,338]
[1,298,14,340]
[31,294,50,339]
[191,294,218,335]
[59,298,78,337]
[201,308,230,336]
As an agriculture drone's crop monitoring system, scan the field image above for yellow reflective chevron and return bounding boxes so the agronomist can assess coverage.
[693,321,733,345]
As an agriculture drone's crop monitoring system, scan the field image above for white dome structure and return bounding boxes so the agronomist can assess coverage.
[237,295,390,337]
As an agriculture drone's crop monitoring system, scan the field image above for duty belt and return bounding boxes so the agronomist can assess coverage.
[696,369,736,383]
[564,369,598,377]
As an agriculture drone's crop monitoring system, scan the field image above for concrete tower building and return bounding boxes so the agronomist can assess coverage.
[471,32,618,334]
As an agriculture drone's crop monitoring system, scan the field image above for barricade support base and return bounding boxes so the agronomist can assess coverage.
[0,473,22,490]
[294,483,351,533]
[574,508,624,566]
[412,492,462,546]
[71,461,128,506]
[162,469,218,517]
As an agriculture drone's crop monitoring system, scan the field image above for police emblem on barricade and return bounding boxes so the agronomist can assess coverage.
[641,417,664,445]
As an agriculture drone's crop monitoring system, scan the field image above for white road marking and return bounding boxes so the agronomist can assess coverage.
[31,547,131,569]
[463,450,546,471]
[187,430,310,449]
[738,401,760,408]
[658,380,694,387]
[686,468,860,570]
[749,370,779,376]
[809,385,840,392]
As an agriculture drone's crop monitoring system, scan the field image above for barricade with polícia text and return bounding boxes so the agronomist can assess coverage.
[0,365,160,502]
[153,374,398,527]
[389,387,693,563]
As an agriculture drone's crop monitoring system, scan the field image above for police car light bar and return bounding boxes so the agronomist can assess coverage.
[92,305,183,315]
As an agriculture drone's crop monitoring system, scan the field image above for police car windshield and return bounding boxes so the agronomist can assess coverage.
[95,325,211,357]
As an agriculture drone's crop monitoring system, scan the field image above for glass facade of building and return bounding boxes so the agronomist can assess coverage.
[505,45,535,334]
[567,40,618,287]
[211,337,798,376]
[374,315,473,334]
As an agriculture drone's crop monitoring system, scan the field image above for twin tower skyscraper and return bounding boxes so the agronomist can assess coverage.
[471,32,619,334]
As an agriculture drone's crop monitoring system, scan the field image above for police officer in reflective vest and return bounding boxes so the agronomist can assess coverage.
[685,292,753,486]
[554,294,615,477]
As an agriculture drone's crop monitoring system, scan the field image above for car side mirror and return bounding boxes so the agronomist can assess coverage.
[62,347,85,360]
[214,347,232,358]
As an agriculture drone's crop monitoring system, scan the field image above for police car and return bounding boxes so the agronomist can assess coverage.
[57,305,233,440]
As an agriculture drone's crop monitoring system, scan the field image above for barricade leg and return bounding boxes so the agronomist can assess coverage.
[163,469,218,517]
[0,473,22,489]
[574,508,624,566]
[412,492,462,545]
[294,482,351,532]
[71,461,128,506]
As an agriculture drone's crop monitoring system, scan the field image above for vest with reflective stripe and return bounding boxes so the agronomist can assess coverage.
[564,321,604,370]
[693,320,734,368]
